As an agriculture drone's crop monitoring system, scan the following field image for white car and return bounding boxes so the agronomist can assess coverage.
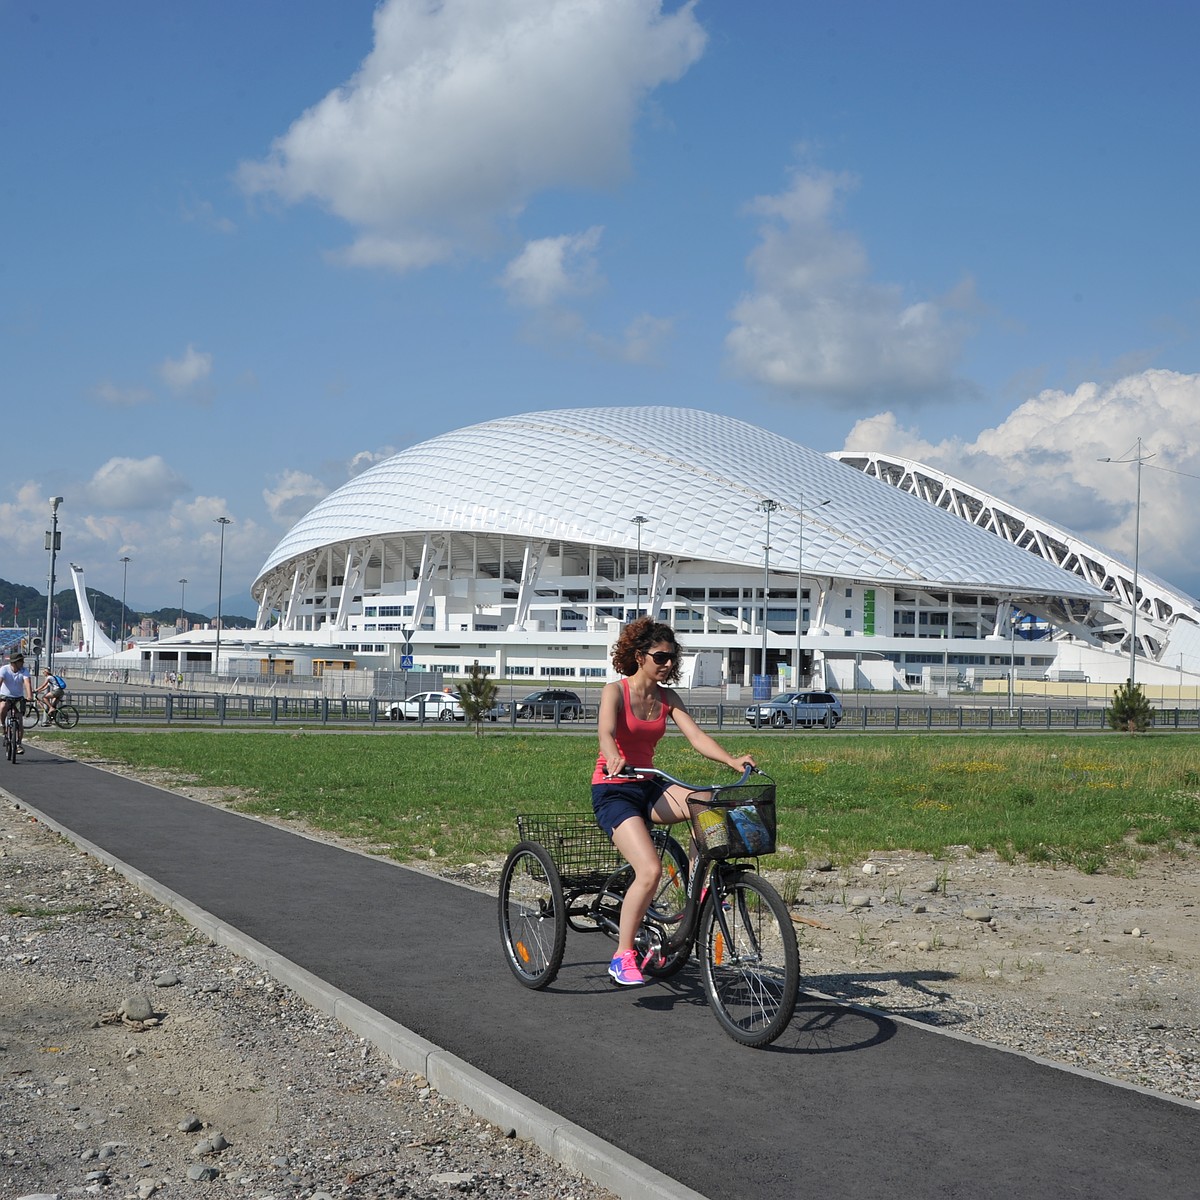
[387,691,465,722]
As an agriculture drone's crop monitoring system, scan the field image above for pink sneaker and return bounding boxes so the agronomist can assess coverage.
[608,949,645,986]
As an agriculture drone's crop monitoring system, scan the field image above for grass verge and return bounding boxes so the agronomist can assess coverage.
[43,728,1200,872]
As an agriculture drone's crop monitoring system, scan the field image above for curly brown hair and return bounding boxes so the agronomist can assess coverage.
[611,616,683,683]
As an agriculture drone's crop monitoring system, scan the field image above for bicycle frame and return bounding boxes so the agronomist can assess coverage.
[3,701,25,761]
[499,762,799,1045]
[590,845,752,969]
[587,764,764,968]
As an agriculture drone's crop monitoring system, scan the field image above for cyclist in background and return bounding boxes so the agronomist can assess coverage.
[1,651,33,754]
[38,667,67,721]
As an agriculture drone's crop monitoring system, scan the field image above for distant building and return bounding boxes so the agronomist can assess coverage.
[224,406,1183,690]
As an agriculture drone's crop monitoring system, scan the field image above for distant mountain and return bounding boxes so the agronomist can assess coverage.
[0,577,254,637]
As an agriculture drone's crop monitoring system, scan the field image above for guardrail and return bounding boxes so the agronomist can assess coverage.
[38,692,1200,732]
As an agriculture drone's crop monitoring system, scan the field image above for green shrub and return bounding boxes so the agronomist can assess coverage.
[1106,679,1152,732]
[456,661,498,735]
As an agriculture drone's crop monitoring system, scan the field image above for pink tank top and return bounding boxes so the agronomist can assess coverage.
[592,678,671,784]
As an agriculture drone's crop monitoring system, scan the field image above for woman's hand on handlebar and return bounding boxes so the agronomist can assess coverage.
[603,754,628,779]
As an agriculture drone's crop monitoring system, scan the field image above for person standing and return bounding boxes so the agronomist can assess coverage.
[592,617,755,986]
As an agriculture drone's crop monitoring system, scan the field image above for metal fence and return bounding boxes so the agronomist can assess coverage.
[44,692,1200,732]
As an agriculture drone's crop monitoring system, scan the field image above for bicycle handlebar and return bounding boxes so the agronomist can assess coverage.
[609,763,760,790]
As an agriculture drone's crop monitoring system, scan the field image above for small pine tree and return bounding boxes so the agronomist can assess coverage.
[1106,678,1153,733]
[456,661,498,736]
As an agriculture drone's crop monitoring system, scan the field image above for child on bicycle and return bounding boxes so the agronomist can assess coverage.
[1,651,33,753]
[38,668,66,720]
[593,617,755,986]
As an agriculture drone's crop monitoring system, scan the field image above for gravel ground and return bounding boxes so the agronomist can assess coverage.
[1,800,615,1200]
[4,783,1199,1200]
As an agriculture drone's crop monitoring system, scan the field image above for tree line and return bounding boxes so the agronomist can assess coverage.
[0,576,252,635]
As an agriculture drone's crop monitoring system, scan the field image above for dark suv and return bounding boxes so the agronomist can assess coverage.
[514,689,584,720]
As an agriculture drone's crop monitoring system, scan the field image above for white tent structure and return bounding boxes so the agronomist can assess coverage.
[238,407,1122,690]
[834,451,1200,687]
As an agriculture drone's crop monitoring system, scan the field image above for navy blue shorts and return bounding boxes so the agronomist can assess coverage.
[591,777,670,839]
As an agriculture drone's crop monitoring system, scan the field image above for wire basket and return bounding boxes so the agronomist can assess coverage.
[688,781,776,860]
[516,812,623,890]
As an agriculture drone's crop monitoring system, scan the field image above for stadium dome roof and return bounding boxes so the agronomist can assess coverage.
[253,407,1107,603]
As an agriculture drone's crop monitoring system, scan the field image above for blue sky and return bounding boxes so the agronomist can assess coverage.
[3,0,1199,618]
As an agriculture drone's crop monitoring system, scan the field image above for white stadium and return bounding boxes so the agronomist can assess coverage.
[165,404,1196,695]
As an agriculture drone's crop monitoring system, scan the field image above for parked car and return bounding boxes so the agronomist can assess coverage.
[388,691,465,721]
[482,700,509,722]
[745,691,843,729]
[513,689,584,720]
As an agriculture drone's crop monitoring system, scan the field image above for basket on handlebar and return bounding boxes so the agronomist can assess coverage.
[688,779,776,859]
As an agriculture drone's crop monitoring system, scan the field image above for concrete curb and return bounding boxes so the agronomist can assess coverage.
[9,796,708,1200]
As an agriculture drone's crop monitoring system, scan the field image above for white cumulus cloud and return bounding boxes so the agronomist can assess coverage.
[85,456,190,510]
[237,0,706,271]
[727,165,976,406]
[501,228,604,308]
[94,380,155,407]
[347,447,397,477]
[263,470,330,527]
[843,368,1200,593]
[160,344,213,392]
[500,227,671,361]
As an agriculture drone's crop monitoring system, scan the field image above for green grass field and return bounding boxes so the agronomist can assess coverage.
[48,729,1200,873]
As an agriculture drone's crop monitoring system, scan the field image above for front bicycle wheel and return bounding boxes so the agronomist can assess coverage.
[699,870,799,1047]
[498,841,567,989]
[5,720,16,763]
[54,705,79,729]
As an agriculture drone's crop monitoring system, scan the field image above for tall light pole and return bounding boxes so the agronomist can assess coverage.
[631,515,648,620]
[1008,599,1017,716]
[118,556,131,651]
[44,497,63,673]
[759,499,779,679]
[178,578,188,628]
[796,495,831,689]
[1099,438,1152,687]
[213,517,232,677]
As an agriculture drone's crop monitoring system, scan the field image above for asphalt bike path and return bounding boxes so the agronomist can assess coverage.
[5,746,1197,1200]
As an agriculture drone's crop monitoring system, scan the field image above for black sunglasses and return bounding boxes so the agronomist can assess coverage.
[645,650,677,665]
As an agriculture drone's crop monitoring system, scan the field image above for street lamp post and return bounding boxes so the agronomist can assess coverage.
[178,578,187,629]
[796,495,831,689]
[1008,600,1017,716]
[759,499,779,679]
[1099,438,1153,688]
[213,517,232,677]
[118,556,131,652]
[44,497,63,674]
[631,515,648,620]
